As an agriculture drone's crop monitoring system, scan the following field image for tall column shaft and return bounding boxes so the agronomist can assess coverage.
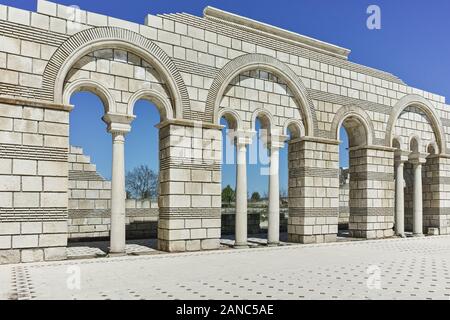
[235,143,248,248]
[395,162,405,237]
[268,146,280,246]
[110,132,126,254]
[413,162,423,236]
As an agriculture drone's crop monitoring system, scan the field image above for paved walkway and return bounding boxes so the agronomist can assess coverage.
[1,236,450,300]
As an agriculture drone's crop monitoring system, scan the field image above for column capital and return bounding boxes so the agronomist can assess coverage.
[394,150,410,164]
[409,152,428,165]
[265,134,289,150]
[232,130,255,146]
[102,113,135,134]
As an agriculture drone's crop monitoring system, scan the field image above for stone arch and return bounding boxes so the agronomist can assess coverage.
[127,88,174,121]
[330,105,374,147]
[409,135,421,153]
[283,119,305,139]
[217,108,242,131]
[427,141,439,155]
[207,54,317,136]
[392,135,402,150]
[385,94,446,154]
[63,78,115,114]
[251,108,275,134]
[43,27,189,119]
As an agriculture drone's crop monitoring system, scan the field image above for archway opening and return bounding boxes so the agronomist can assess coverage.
[125,99,161,243]
[220,114,238,241]
[68,91,112,243]
[249,117,271,237]
[338,115,368,237]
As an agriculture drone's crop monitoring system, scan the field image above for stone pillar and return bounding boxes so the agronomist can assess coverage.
[394,151,408,238]
[422,155,450,235]
[348,146,395,239]
[410,154,427,237]
[267,135,286,246]
[288,137,340,244]
[157,120,222,252]
[234,131,252,248]
[103,113,133,255]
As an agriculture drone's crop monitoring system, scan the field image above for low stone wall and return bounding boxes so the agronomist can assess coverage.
[69,199,158,240]
[69,204,290,241]
[221,209,261,235]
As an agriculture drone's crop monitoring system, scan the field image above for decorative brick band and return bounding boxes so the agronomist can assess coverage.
[351,172,394,182]
[289,167,339,178]
[289,208,339,217]
[173,58,218,79]
[0,144,67,162]
[0,20,69,47]
[159,208,221,219]
[350,207,394,216]
[160,158,221,171]
[68,170,104,181]
[0,208,68,222]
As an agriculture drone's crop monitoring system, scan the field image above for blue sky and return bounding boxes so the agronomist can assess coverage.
[2,0,449,195]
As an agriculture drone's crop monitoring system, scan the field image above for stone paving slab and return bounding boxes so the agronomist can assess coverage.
[1,236,450,300]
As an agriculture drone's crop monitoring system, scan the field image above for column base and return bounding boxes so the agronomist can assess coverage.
[267,242,280,247]
[413,233,424,238]
[234,244,249,249]
[107,252,127,257]
[396,233,407,238]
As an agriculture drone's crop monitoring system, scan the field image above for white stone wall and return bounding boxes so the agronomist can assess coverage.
[0,100,69,263]
[0,1,450,261]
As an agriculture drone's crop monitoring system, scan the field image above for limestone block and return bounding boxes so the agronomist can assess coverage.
[43,222,68,234]
[0,249,20,264]
[0,192,12,207]
[21,222,43,234]
[191,196,211,208]
[38,234,67,247]
[0,236,11,249]
[0,176,20,191]
[186,240,201,251]
[12,235,38,249]
[21,249,44,263]
[13,159,36,175]
[14,192,40,207]
[44,177,67,192]
[0,159,12,174]
[7,55,32,73]
[185,219,202,229]
[201,239,220,250]
[41,193,67,208]
[44,247,67,261]
[0,222,20,235]
[31,12,50,30]
[38,161,68,177]
[22,176,43,192]
[190,228,207,239]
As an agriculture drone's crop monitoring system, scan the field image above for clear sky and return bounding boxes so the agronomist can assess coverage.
[2,0,449,195]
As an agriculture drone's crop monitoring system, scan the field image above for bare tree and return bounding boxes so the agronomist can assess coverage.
[126,165,159,199]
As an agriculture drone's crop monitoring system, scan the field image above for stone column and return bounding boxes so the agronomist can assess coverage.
[103,113,134,255]
[288,137,340,244]
[394,157,406,237]
[110,131,126,253]
[410,154,427,237]
[267,135,287,246]
[234,131,253,249]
